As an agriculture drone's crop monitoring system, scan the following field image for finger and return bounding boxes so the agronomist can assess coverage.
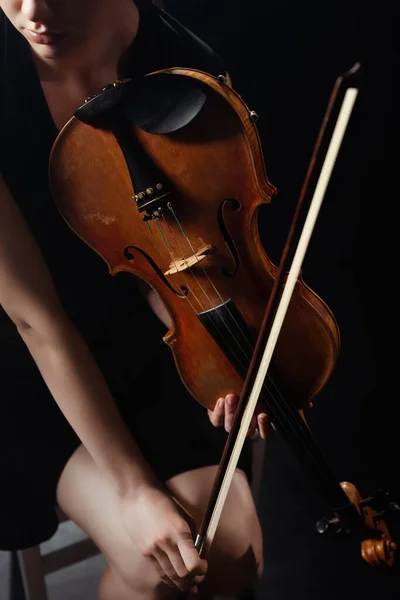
[207,397,224,427]
[257,412,273,440]
[224,394,237,432]
[153,548,191,592]
[149,553,176,589]
[164,541,206,590]
[177,534,208,581]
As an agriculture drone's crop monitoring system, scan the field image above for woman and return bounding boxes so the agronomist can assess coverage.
[0,1,269,598]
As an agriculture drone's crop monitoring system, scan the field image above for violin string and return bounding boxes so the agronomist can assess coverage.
[161,213,334,478]
[145,218,203,313]
[143,218,200,313]
[159,211,254,364]
[148,215,235,328]
[143,213,251,379]
[152,218,206,312]
[166,206,257,348]
[168,204,234,308]
[160,214,217,309]
[178,224,334,480]
[145,220,161,251]
[148,217,206,310]
[162,209,311,436]
[145,213,334,482]
[155,215,250,371]
[158,211,334,476]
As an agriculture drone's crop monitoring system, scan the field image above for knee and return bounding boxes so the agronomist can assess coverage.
[204,533,264,597]
[214,547,263,596]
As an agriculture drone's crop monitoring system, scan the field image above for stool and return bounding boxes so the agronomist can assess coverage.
[12,509,99,600]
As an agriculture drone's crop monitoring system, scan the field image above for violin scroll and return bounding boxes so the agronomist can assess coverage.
[317,482,398,567]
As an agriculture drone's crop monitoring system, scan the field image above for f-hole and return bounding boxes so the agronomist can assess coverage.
[123,246,187,297]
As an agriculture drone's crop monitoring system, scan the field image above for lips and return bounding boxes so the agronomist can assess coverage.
[25,29,66,45]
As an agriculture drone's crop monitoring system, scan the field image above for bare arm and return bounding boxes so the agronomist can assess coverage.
[0,175,158,496]
[0,175,211,589]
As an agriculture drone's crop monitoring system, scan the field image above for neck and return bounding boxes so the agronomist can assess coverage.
[31,0,139,88]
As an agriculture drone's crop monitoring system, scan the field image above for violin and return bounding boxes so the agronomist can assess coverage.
[48,66,398,566]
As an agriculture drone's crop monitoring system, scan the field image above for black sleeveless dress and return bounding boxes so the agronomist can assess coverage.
[0,0,251,550]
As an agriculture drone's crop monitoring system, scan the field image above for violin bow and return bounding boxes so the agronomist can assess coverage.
[195,62,397,567]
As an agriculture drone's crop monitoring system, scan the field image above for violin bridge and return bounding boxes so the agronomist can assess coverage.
[164,244,213,275]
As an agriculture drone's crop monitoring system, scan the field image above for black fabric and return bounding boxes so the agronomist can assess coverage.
[118,0,227,79]
[0,1,251,551]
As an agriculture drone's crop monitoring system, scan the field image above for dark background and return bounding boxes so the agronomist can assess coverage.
[165,1,399,598]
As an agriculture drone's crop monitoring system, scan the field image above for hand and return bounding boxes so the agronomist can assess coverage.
[208,393,273,440]
[121,484,207,593]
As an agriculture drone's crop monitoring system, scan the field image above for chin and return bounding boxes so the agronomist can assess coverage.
[29,41,69,60]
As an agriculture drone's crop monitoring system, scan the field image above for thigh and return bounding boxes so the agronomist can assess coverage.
[56,445,262,595]
[166,465,263,595]
[57,445,165,594]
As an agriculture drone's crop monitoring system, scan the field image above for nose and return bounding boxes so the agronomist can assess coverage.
[21,0,52,24]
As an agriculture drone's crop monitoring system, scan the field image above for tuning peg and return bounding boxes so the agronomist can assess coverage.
[316,516,342,535]
[360,489,390,511]
[388,501,400,513]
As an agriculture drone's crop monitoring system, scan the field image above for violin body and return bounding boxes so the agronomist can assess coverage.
[49,69,339,411]
[49,68,399,566]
